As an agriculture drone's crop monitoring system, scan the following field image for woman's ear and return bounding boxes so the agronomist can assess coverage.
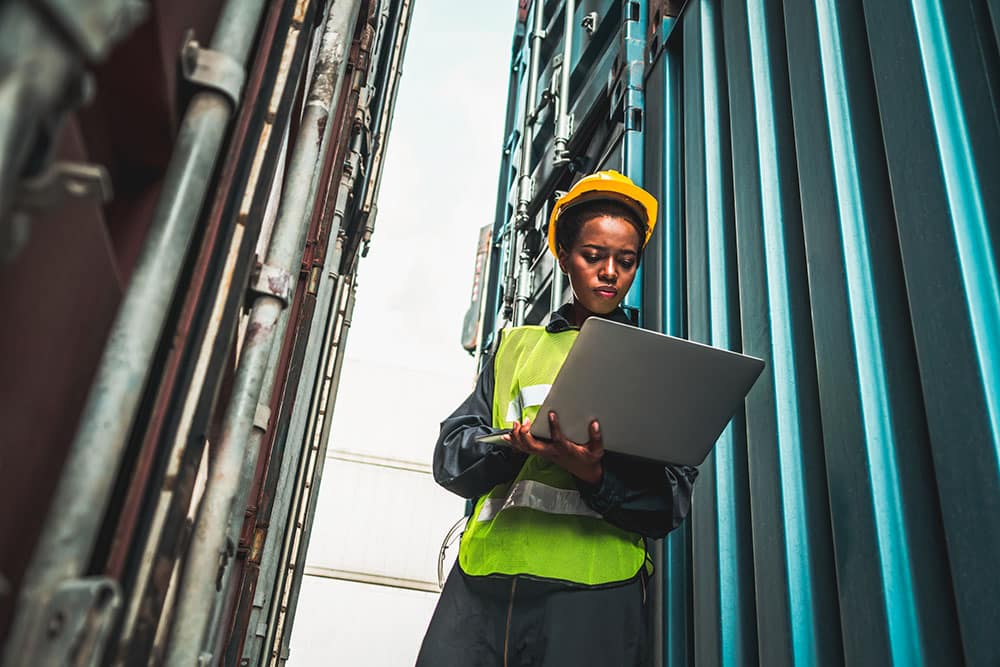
[556,247,568,274]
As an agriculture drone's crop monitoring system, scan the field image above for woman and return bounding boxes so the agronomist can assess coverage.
[418,171,697,666]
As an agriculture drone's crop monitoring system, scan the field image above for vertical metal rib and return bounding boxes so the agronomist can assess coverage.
[1,0,267,663]
[509,0,544,325]
[161,3,364,663]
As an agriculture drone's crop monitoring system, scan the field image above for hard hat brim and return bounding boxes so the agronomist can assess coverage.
[547,174,658,256]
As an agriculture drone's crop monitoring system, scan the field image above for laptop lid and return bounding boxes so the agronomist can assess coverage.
[528,317,765,466]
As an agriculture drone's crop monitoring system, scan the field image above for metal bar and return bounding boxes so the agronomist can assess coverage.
[0,0,146,261]
[479,24,526,357]
[261,273,350,666]
[256,272,349,666]
[621,0,647,320]
[514,231,535,326]
[0,0,267,662]
[644,17,689,667]
[698,1,757,663]
[242,130,363,666]
[114,11,301,665]
[553,0,575,165]
[859,0,1000,661]
[202,307,293,659]
[302,567,441,594]
[161,4,363,663]
[326,449,432,474]
[276,276,359,665]
[239,273,344,667]
[357,0,414,256]
[0,3,73,261]
[238,36,385,654]
[509,0,545,325]
[549,260,565,312]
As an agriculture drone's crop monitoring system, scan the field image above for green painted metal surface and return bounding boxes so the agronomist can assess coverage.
[485,1,1000,663]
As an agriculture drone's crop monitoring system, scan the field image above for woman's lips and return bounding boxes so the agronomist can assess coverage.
[594,287,618,298]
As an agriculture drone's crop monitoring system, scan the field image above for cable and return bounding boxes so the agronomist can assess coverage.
[437,515,468,589]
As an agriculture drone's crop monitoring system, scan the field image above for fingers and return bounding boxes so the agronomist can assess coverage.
[548,411,565,444]
[506,419,541,455]
[502,420,524,451]
[587,420,603,448]
[500,420,517,444]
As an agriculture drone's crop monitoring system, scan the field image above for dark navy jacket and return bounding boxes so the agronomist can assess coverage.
[432,303,698,540]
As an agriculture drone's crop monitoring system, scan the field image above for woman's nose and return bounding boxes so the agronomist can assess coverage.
[599,258,617,281]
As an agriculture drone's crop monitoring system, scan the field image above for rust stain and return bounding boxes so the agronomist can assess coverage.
[250,527,266,562]
[245,320,265,343]
[267,272,290,297]
[315,114,328,148]
[293,0,311,24]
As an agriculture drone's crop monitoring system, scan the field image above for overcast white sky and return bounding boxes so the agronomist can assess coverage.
[291,3,517,664]
[328,1,518,464]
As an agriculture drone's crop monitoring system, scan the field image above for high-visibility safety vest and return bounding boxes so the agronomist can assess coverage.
[458,325,646,585]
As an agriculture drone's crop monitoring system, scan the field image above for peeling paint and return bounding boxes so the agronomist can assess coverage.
[293,0,311,24]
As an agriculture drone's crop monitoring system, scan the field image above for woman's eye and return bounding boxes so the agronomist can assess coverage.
[584,254,601,263]
[620,260,635,269]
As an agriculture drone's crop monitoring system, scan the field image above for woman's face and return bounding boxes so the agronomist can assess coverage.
[558,215,641,317]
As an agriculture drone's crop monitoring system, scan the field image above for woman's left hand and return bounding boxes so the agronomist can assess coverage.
[502,411,604,485]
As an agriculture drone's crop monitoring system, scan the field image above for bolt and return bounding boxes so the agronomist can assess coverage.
[46,610,66,638]
[65,180,89,197]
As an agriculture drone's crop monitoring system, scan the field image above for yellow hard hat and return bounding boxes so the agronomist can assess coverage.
[547,170,658,257]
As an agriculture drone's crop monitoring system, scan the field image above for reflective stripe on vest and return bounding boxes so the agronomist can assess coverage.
[476,479,601,522]
[458,325,646,586]
[504,384,552,423]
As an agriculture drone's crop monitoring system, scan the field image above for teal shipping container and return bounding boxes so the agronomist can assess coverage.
[477,1,1000,664]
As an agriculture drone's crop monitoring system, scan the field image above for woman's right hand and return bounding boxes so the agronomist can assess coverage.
[503,412,605,485]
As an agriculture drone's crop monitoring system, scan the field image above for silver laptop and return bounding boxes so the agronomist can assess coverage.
[481,317,765,466]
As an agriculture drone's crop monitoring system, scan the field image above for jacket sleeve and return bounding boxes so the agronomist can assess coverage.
[576,453,698,539]
[433,351,528,499]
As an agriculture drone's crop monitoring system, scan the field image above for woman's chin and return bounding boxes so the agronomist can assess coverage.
[577,299,622,316]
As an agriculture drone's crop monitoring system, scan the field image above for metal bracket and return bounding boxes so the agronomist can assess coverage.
[581,11,598,35]
[253,404,271,432]
[15,161,113,212]
[179,29,246,109]
[35,0,149,62]
[26,577,121,667]
[249,262,294,306]
[5,160,113,263]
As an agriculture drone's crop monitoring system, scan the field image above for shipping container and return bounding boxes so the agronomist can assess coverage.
[0,1,414,664]
[478,1,1000,665]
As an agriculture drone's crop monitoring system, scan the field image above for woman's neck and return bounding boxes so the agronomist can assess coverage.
[568,299,607,328]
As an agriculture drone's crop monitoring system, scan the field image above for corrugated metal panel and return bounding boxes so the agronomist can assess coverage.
[487,1,1000,664]
[640,1,998,664]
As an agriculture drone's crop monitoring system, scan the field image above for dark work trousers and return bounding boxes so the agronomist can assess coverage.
[416,564,648,667]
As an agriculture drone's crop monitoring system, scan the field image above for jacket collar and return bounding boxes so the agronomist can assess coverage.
[545,302,635,333]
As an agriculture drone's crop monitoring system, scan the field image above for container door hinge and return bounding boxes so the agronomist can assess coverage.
[4,161,113,263]
[23,577,121,667]
[253,403,271,432]
[179,29,246,111]
[626,2,641,23]
[249,262,294,307]
[34,0,148,62]
[15,161,113,213]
